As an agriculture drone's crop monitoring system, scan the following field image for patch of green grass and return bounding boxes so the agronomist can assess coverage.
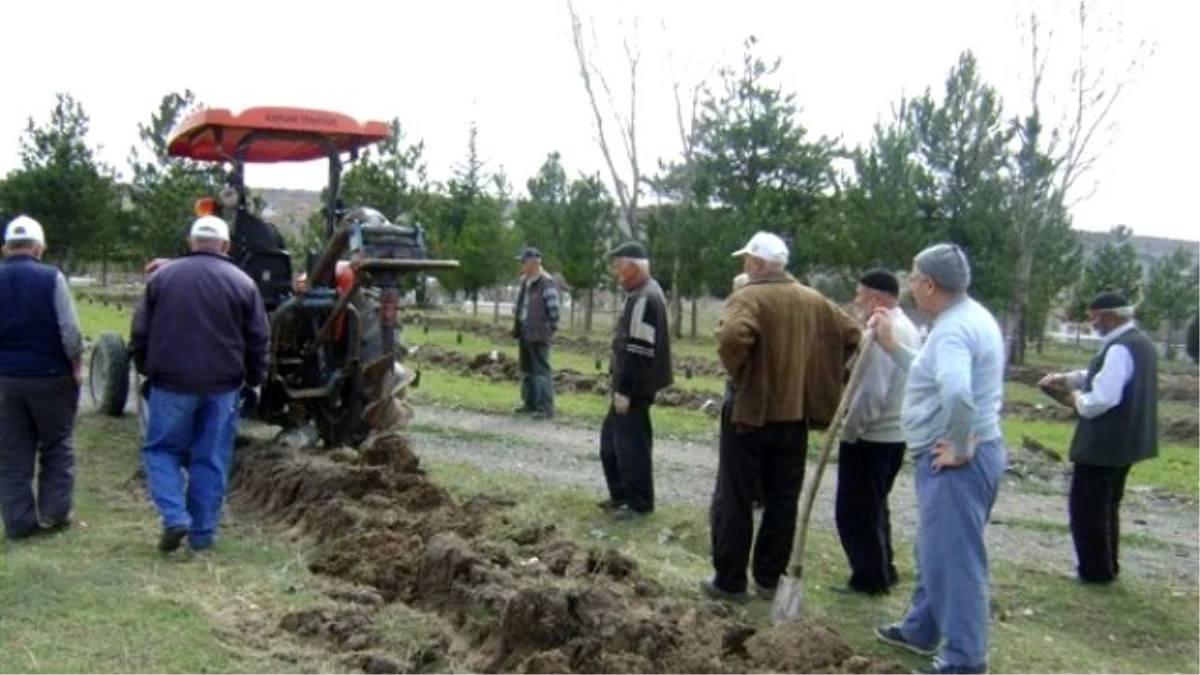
[408,326,728,393]
[999,517,1180,553]
[412,366,718,439]
[0,414,333,674]
[424,454,1200,675]
[1005,418,1199,496]
[75,296,133,341]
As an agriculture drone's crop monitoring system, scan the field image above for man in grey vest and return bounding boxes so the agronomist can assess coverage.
[1039,291,1158,585]
[0,216,84,541]
[511,247,561,419]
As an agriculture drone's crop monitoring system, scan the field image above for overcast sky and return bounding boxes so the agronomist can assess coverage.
[1,0,1194,242]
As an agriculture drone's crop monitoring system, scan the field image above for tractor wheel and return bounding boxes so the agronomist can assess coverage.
[313,373,370,450]
[88,331,130,417]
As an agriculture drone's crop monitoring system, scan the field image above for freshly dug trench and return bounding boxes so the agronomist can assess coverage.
[227,433,906,674]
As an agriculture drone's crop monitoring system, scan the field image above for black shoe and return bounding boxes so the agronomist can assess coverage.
[699,579,749,603]
[831,582,889,596]
[6,524,51,541]
[158,526,188,553]
[752,581,777,600]
[512,406,534,415]
[612,505,650,521]
[596,498,626,511]
[915,657,988,674]
[875,623,936,657]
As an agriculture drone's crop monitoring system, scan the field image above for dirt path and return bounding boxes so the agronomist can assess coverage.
[409,405,1199,589]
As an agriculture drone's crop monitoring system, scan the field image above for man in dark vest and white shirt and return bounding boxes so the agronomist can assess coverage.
[1040,291,1158,585]
[0,215,85,541]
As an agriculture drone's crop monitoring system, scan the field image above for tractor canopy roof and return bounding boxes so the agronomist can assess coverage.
[166,107,391,163]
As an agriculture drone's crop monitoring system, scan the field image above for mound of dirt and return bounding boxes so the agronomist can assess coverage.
[1163,417,1200,444]
[1005,435,1071,485]
[228,433,905,674]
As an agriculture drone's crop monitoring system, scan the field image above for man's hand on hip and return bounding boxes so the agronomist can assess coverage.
[71,359,83,387]
[612,392,630,414]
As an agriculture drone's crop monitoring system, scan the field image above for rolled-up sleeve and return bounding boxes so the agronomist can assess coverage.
[53,273,84,362]
[934,331,977,459]
[1075,345,1133,419]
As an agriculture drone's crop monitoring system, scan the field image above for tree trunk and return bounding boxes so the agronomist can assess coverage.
[585,287,595,334]
[671,255,683,339]
[493,291,501,324]
[690,296,699,341]
[472,292,479,316]
[1010,241,1035,366]
[100,255,110,287]
[570,291,577,330]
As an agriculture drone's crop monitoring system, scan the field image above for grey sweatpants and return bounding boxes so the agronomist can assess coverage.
[0,375,79,538]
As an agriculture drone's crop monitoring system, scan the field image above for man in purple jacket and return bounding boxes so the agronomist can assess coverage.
[130,215,268,553]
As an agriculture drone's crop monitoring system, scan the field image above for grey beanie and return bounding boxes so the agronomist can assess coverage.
[914,243,971,294]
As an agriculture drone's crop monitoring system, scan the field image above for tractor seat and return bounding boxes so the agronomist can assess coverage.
[240,249,293,312]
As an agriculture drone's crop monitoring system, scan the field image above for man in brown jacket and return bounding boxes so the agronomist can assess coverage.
[703,231,861,601]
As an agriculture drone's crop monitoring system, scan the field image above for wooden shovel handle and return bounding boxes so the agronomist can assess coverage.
[789,330,877,576]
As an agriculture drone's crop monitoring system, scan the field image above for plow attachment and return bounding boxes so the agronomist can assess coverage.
[360,355,416,432]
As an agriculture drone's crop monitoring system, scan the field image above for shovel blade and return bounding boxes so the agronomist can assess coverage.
[770,576,805,626]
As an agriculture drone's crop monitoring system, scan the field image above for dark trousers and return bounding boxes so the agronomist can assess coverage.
[599,402,654,513]
[1069,463,1131,584]
[517,340,554,414]
[710,420,807,593]
[0,375,79,539]
[835,439,905,592]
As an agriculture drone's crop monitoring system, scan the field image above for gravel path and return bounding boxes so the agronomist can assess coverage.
[409,405,1199,588]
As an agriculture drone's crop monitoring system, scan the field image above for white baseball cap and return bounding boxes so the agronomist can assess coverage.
[4,215,45,246]
[732,231,789,265]
[189,215,230,242]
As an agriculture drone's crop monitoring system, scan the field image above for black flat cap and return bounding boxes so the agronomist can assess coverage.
[858,268,900,296]
[1089,291,1132,311]
[608,241,648,260]
[515,246,542,261]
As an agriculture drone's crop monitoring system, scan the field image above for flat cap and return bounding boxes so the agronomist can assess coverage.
[515,246,542,261]
[858,268,900,296]
[608,240,648,260]
[1089,291,1133,312]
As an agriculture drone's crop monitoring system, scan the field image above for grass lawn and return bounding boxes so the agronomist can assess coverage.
[4,412,1193,673]
[0,414,332,674]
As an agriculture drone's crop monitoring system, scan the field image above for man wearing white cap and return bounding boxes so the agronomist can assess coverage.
[0,216,85,541]
[130,215,269,554]
[704,231,861,601]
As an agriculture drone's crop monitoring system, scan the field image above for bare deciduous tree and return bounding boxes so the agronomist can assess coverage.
[567,0,642,240]
[1008,0,1154,364]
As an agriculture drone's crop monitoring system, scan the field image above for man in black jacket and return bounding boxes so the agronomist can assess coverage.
[598,241,673,520]
[1039,291,1158,584]
[131,215,269,554]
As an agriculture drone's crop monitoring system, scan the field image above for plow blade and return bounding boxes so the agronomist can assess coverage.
[360,354,416,432]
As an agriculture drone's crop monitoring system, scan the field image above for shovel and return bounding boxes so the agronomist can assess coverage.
[771,329,876,625]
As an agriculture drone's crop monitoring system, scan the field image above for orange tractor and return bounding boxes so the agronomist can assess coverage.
[88,107,457,448]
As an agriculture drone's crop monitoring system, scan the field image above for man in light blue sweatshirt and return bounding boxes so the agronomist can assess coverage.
[867,243,1007,675]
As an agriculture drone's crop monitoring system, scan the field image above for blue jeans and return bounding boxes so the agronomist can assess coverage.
[141,387,240,549]
[899,439,1006,667]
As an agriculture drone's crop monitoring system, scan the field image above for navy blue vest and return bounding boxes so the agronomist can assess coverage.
[0,255,72,377]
